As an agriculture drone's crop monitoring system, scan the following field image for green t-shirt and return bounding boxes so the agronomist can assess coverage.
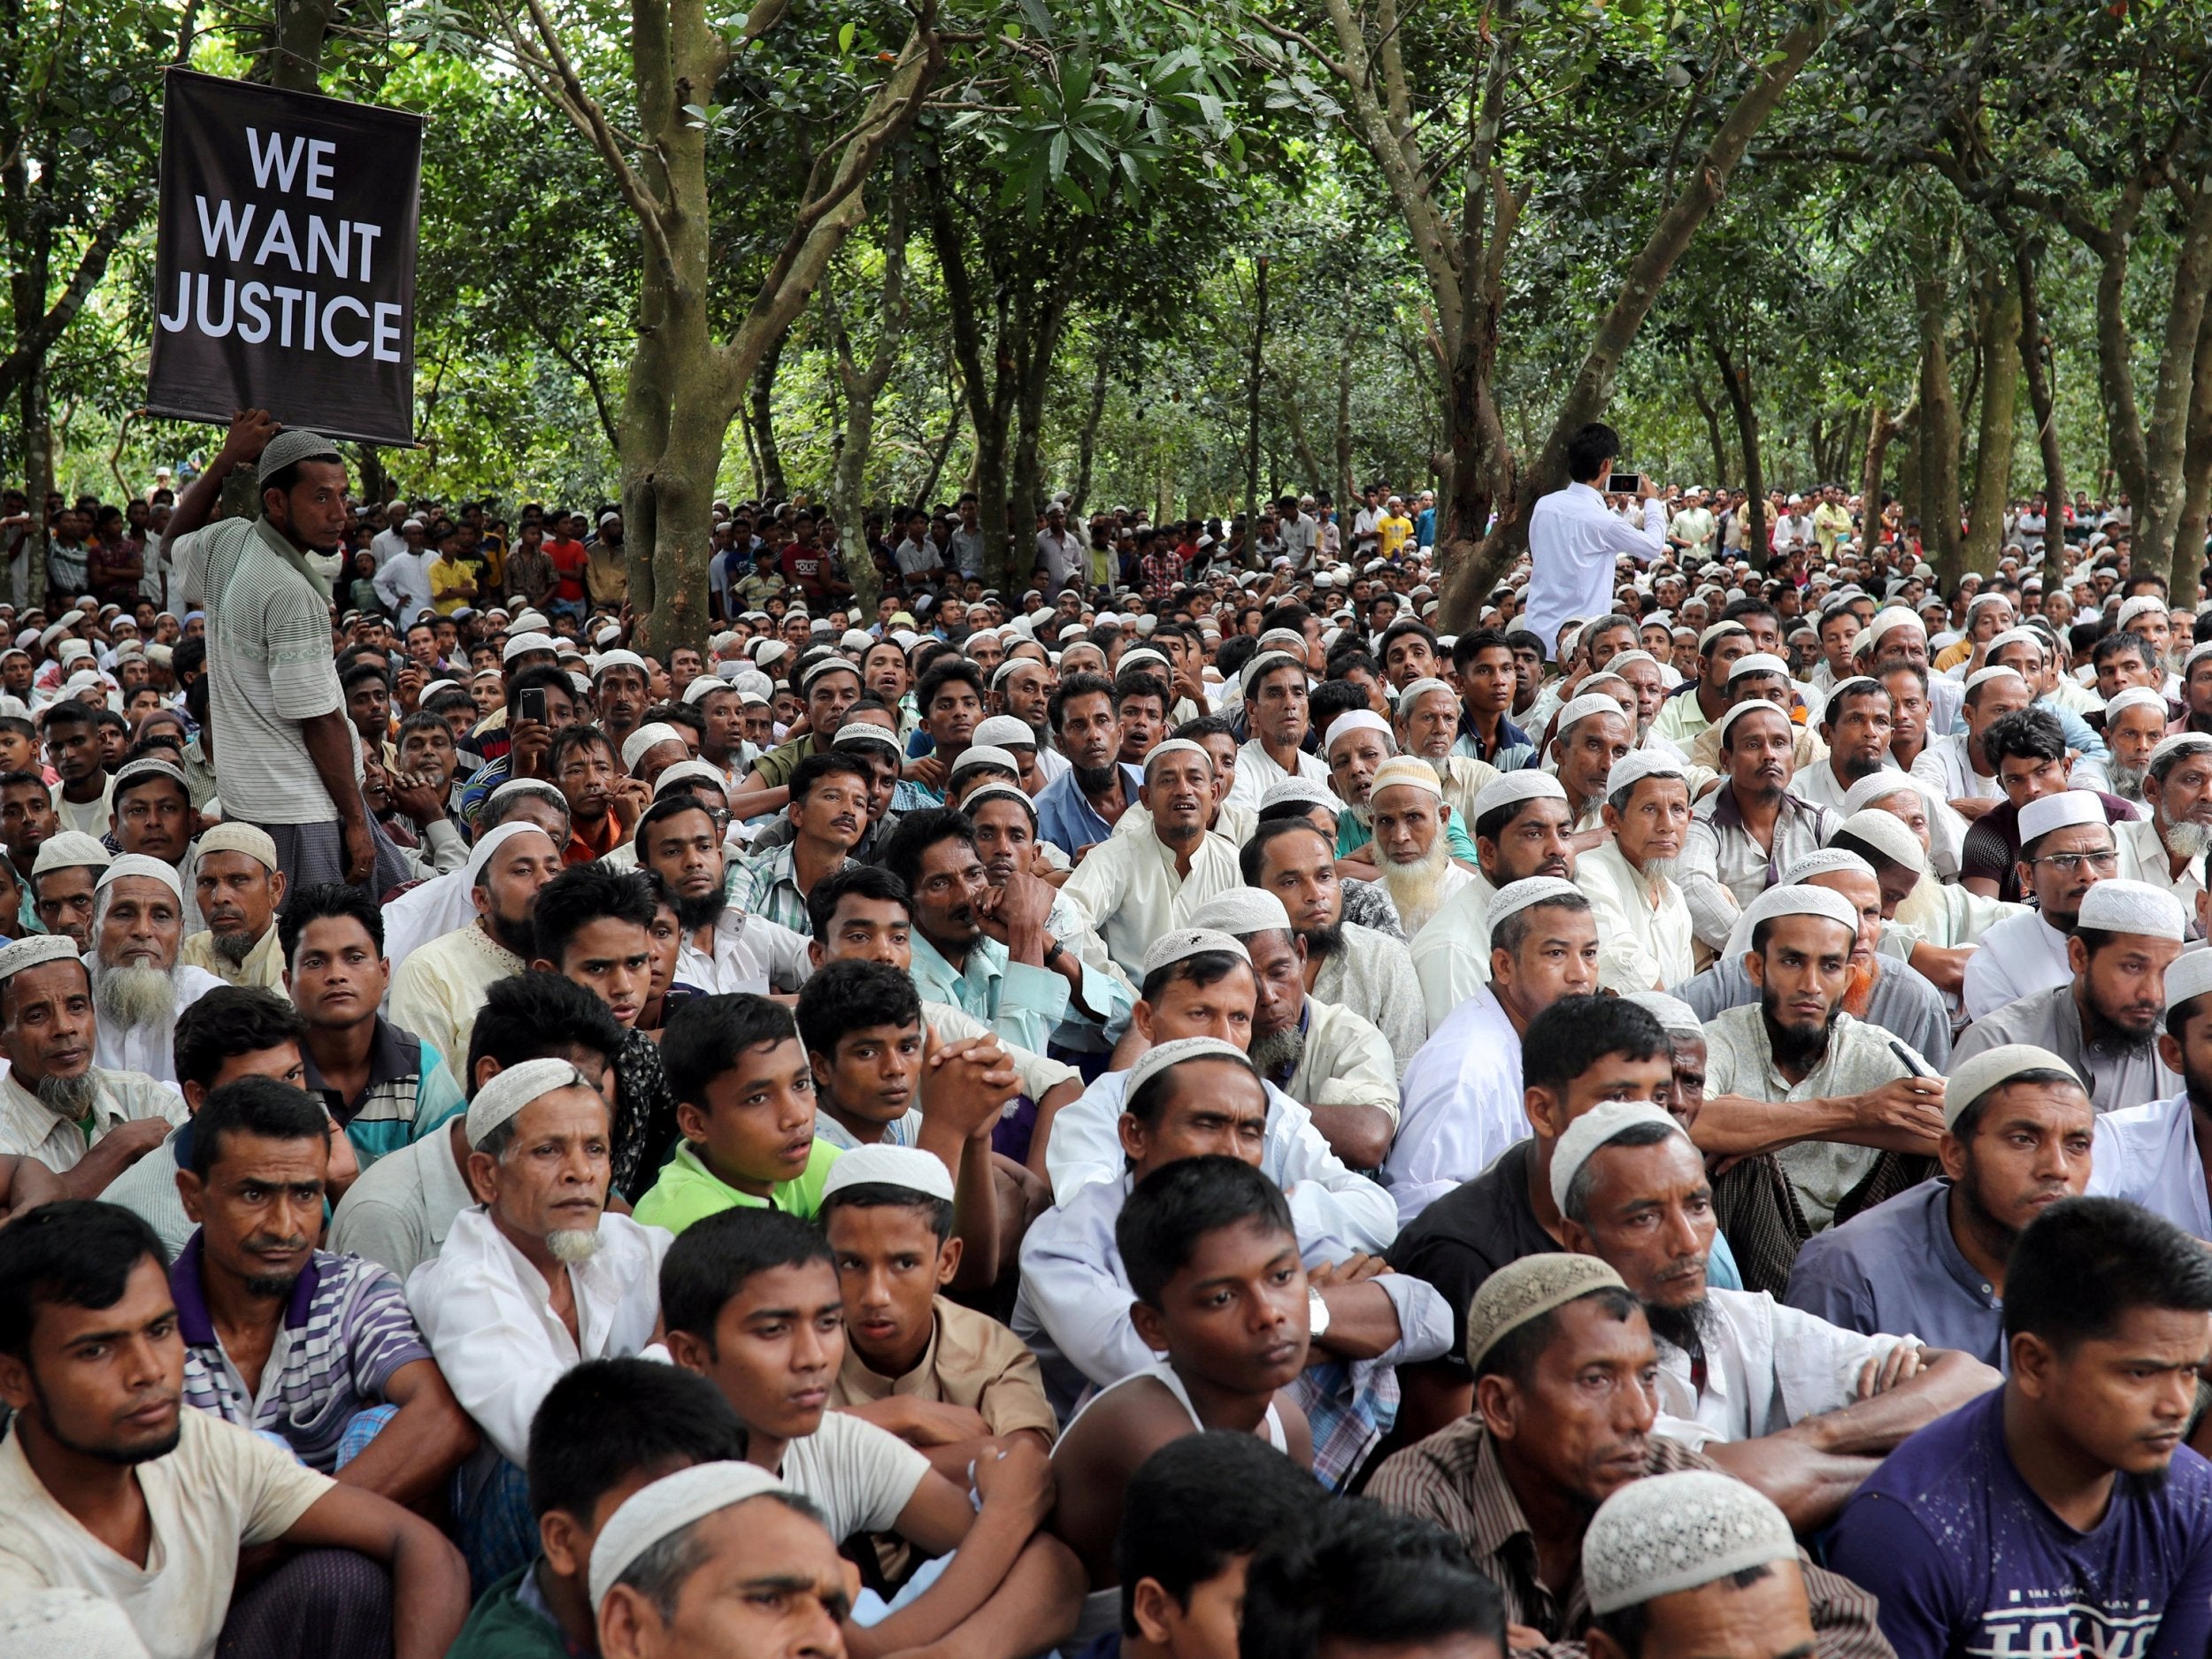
[446,1565,566,1659]
[749,734,824,791]
[632,1138,841,1234]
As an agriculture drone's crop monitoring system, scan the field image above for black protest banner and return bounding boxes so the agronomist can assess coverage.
[148,68,423,447]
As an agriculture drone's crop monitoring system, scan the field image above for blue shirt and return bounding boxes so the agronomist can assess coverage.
[1830,1386,2212,1659]
[1784,1178,2003,1366]
[1034,763,1141,856]
[909,929,1071,1061]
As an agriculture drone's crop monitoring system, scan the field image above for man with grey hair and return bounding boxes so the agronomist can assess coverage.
[2114,732,2212,918]
[88,854,223,1087]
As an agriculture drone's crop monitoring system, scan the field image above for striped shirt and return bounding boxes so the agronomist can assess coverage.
[298,1017,467,1169]
[173,1237,431,1471]
[728,842,850,936]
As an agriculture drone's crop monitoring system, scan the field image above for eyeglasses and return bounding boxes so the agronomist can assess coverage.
[2032,850,2118,874]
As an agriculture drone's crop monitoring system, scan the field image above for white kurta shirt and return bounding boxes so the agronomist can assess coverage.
[1381,988,1528,1222]
[89,962,225,1087]
[1284,996,1401,1120]
[388,923,526,1083]
[2114,816,2206,922]
[1960,909,2073,1020]
[1651,1287,1910,1451]
[405,1206,672,1467]
[1313,922,1428,1077]
[1056,821,1241,979]
[1576,840,1695,993]
[0,1063,182,1173]
[1911,733,2001,803]
[2090,1092,2212,1239]
[1408,870,1500,1030]
[1222,738,1332,813]
[675,907,811,995]
[1523,482,1666,652]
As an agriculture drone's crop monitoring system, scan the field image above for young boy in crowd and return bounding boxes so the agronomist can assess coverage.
[659,1205,1083,1657]
[823,1142,1058,1479]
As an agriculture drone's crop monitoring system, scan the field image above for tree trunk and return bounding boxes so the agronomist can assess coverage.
[1915,238,1962,584]
[2069,179,2154,511]
[2012,233,2068,536]
[1333,343,1356,504]
[2143,180,2212,597]
[1963,263,2020,577]
[820,188,909,622]
[266,0,335,88]
[2175,301,2212,597]
[1278,370,1327,492]
[1245,254,1268,537]
[1009,269,1074,536]
[1711,334,1764,559]
[1861,399,1908,538]
[749,331,788,502]
[913,399,963,511]
[1687,355,1730,486]
[1068,349,1110,522]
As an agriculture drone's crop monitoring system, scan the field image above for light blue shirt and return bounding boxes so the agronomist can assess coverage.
[908,930,1071,1061]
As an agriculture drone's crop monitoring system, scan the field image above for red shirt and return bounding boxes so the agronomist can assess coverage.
[544,538,588,602]
[780,543,827,599]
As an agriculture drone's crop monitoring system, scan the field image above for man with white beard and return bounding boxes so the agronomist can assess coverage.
[87,853,223,1087]
[1390,676,1498,830]
[1365,757,1472,938]
[2114,732,2212,919]
[1576,750,1696,992]
[404,1057,670,1475]
[2101,686,2170,805]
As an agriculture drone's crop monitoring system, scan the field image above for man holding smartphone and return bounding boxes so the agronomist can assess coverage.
[1522,421,1665,660]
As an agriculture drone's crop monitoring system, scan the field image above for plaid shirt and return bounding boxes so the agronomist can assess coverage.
[1138,550,1184,600]
[729,841,851,936]
[1367,1416,1893,1659]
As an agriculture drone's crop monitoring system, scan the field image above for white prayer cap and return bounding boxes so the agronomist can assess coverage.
[1396,676,1458,711]
[2185,641,2212,673]
[1125,1035,1257,1103]
[798,654,860,692]
[1820,676,1883,710]
[466,818,557,886]
[1463,1255,1628,1373]
[1556,692,1629,733]
[1141,737,1211,780]
[1118,647,1171,678]
[821,1142,956,1205]
[1486,876,1586,935]
[30,831,111,877]
[501,631,558,663]
[1962,664,2028,699]
[1710,697,1792,746]
[1777,849,1876,887]
[1257,627,1308,655]
[1967,592,2012,617]
[1624,990,1703,1041]
[1840,771,1940,819]
[831,721,902,756]
[195,822,279,872]
[110,757,188,798]
[1548,1100,1686,1216]
[511,609,552,632]
[2103,686,2169,722]
[948,744,1019,782]
[588,1461,789,1612]
[962,783,1035,823]
[595,622,625,646]
[680,674,730,705]
[972,715,1037,750]
[0,1586,151,1659]
[591,649,647,679]
[1724,652,1790,683]
[1370,756,1442,799]
[0,933,83,982]
[753,640,790,667]
[1240,650,1305,694]
[1584,1470,1797,1617]
[1732,884,1858,955]
[466,1056,592,1148]
[620,723,685,773]
[1695,620,1748,653]
[2164,948,2212,1014]
[654,759,729,798]
[1860,606,1927,647]
[1605,750,1686,800]
[841,628,874,653]
[2075,877,2186,941]
[1830,809,1928,874]
[1056,623,1086,642]
[96,853,181,902]
[35,620,71,649]
[2148,732,2212,774]
[1139,927,1250,980]
[1325,710,1394,754]
[1945,1043,2084,1131]
[1985,626,2046,660]
[1189,889,1294,939]
[486,777,567,818]
[1258,777,1340,816]
[1471,771,1568,822]
[2117,595,2169,630]
[255,427,340,481]
[2017,789,2107,846]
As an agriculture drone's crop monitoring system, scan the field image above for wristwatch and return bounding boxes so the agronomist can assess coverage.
[1307,1286,1332,1339]
[1042,937,1066,967]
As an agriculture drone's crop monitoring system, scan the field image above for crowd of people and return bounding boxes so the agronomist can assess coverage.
[0,406,2209,1659]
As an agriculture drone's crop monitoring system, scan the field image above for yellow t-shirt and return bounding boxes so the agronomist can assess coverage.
[1379,513,1415,560]
[427,556,474,615]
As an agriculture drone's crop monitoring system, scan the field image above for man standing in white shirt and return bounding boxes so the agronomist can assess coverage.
[1525,424,1665,657]
[1033,503,1083,594]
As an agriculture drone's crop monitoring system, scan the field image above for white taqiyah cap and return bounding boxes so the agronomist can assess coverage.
[96,853,181,901]
[2185,641,2212,673]
[0,933,83,981]
[2148,732,2212,773]
[1471,772,1569,825]
[972,715,1037,750]
[30,831,112,877]
[1325,710,1394,754]
[620,723,685,772]
[501,631,557,663]
[962,783,1034,822]
[1696,620,1748,653]
[1605,750,1686,799]
[948,745,1018,781]
[1963,664,2028,699]
[1985,626,2046,660]
[2164,947,2212,1013]
[1556,692,1629,733]
[1710,697,1792,746]
[1188,888,1294,939]
[2075,876,2186,941]
[466,1057,592,1148]
[1624,990,1703,1040]
[1139,927,1250,980]
[1258,777,1340,816]
[1124,1035,1256,1103]
[1486,876,1585,934]
[588,1462,788,1612]
[831,721,902,756]
[591,649,647,679]
[2017,789,2106,846]
[798,654,860,693]
[1841,770,1940,817]
[194,822,279,872]
[1548,1100,1686,1216]
[2103,686,2169,722]
[1141,737,1210,779]
[1583,1469,1797,1617]
[2117,595,2169,630]
[466,819,557,886]
[1860,606,1927,648]
[1732,883,1858,956]
[1830,809,1927,874]
[1945,1043,2082,1130]
[1370,756,1442,798]
[255,427,340,482]
[654,759,728,798]
[1396,676,1458,712]
[681,675,729,705]
[1778,849,1876,887]
[821,1142,956,1205]
[1725,652,1790,682]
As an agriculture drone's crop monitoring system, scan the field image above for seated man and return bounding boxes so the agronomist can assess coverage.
[1034,928,1398,1255]
[1577,751,1695,994]
[727,749,868,933]
[1018,1035,1447,1482]
[104,758,197,902]
[406,1058,670,1486]
[1555,1098,1998,1526]
[1368,1253,1884,1655]
[2091,949,2212,1236]
[1049,1154,1318,1593]
[27,830,110,951]
[1186,888,1399,1172]
[1831,1199,2212,1659]
[173,1076,478,1502]
[1081,1432,1321,1659]
[1584,1471,1819,1659]
[389,820,565,1071]
[661,1205,1084,1659]
[1953,876,2184,1111]
[88,854,223,1087]
[1409,772,1577,1030]
[1241,816,1426,1076]
[180,821,288,988]
[1384,878,1594,1217]
[328,974,626,1279]
[824,1143,1057,1476]
[382,778,568,974]
[447,1357,748,1659]
[1359,757,1475,940]
[0,933,179,1196]
[1239,1502,1509,1659]
[1790,1044,2095,1365]
[1962,788,2118,1020]
[1057,739,1240,980]
[633,793,810,995]
[0,1201,470,1659]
